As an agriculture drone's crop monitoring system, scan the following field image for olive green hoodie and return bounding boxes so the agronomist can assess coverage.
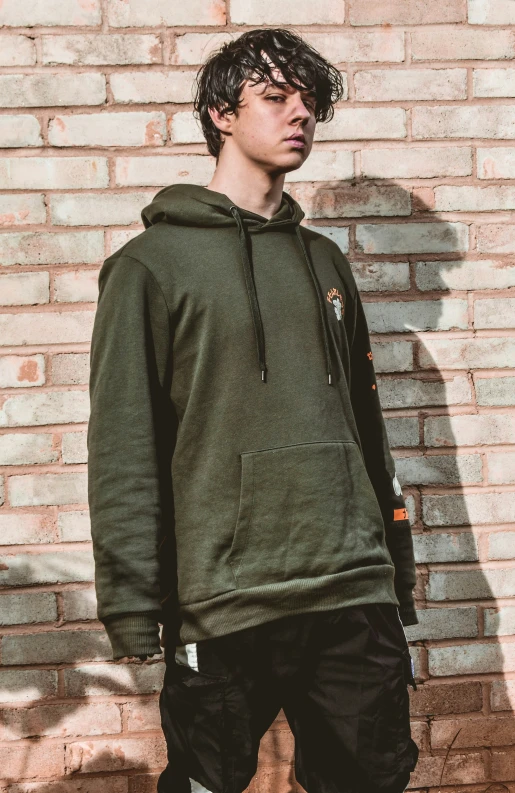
[87,183,417,660]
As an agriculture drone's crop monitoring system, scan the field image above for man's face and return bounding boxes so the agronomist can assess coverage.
[214,64,317,174]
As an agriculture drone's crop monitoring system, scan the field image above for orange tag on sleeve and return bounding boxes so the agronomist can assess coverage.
[393,508,408,521]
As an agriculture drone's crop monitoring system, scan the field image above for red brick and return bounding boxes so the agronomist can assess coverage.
[410,682,483,717]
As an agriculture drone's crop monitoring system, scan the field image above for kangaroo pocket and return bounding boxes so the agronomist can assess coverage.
[228,440,387,589]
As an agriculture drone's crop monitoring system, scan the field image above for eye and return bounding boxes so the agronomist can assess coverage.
[266,95,284,102]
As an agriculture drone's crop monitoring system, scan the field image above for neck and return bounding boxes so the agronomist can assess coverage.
[207,147,286,219]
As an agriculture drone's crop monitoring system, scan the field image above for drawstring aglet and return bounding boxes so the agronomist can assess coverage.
[261,368,266,382]
[328,372,332,385]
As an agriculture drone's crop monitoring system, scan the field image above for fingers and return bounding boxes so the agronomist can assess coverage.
[117,654,155,662]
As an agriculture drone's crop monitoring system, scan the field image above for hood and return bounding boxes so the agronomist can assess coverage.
[141,182,305,231]
[140,184,333,386]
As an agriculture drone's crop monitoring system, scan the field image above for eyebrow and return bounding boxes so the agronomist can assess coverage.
[263,82,316,98]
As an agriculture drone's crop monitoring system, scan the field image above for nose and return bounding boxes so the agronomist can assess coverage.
[290,93,312,123]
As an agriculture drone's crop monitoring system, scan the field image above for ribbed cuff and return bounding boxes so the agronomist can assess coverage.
[398,601,419,627]
[103,613,162,659]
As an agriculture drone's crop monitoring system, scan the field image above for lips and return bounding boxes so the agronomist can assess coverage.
[286,133,306,144]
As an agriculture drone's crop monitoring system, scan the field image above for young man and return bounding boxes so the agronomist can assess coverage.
[87,27,419,793]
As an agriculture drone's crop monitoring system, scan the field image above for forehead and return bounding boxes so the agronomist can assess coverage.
[245,51,315,97]
[245,71,315,97]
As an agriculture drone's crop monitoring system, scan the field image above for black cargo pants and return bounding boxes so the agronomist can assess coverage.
[157,603,419,793]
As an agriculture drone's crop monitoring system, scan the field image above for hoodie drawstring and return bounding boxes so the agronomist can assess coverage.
[230,204,333,386]
[295,225,333,386]
[230,206,268,382]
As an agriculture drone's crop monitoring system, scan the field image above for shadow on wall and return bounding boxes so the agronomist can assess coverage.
[284,178,505,792]
[0,553,166,787]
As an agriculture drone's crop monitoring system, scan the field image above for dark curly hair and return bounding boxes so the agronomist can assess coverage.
[192,28,345,160]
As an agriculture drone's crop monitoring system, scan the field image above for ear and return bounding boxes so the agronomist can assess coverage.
[208,105,233,137]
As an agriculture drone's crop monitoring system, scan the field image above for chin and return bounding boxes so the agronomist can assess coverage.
[269,152,308,174]
[280,157,308,174]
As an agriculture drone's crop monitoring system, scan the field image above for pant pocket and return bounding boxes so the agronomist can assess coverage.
[160,662,228,793]
[228,440,386,589]
[359,665,417,786]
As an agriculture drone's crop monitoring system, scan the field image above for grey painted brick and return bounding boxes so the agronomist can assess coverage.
[0,115,42,148]
[0,312,95,346]
[395,454,482,485]
[62,588,97,622]
[423,492,515,526]
[0,271,49,306]
[0,391,89,428]
[370,341,413,373]
[413,531,479,563]
[0,353,45,388]
[41,34,161,66]
[488,530,515,558]
[0,73,105,108]
[304,225,350,253]
[364,299,468,333]
[384,417,420,448]
[0,701,121,741]
[437,409,500,452]
[0,156,108,189]
[1,629,112,665]
[405,607,478,641]
[350,261,410,292]
[0,432,58,466]
[475,297,515,329]
[0,513,55,545]
[491,680,515,712]
[64,661,165,697]
[50,191,154,227]
[58,510,91,542]
[429,642,515,676]
[478,146,515,177]
[62,431,88,464]
[377,375,472,409]
[405,494,416,524]
[419,336,515,370]
[9,472,88,507]
[52,353,90,385]
[0,669,58,703]
[0,593,57,626]
[484,606,515,636]
[475,376,515,406]
[416,259,515,291]
[413,104,515,139]
[0,231,104,265]
[409,646,423,680]
[314,107,406,142]
[492,452,515,491]
[356,222,469,255]
[427,568,515,601]
[0,550,94,587]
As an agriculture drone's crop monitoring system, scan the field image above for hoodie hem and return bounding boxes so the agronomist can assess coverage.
[176,564,398,644]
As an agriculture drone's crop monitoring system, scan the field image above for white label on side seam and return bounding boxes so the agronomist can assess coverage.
[175,642,198,670]
[190,777,213,793]
[185,642,198,671]
[396,606,409,646]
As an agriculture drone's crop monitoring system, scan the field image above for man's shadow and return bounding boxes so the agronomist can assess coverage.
[252,176,504,793]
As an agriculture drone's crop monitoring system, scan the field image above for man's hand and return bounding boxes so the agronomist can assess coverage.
[118,654,156,662]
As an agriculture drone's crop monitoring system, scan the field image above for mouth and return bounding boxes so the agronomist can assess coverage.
[285,133,306,149]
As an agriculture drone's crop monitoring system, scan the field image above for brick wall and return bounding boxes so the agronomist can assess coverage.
[1,1,515,791]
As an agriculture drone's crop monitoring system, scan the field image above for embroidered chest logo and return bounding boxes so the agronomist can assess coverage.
[326,288,344,321]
